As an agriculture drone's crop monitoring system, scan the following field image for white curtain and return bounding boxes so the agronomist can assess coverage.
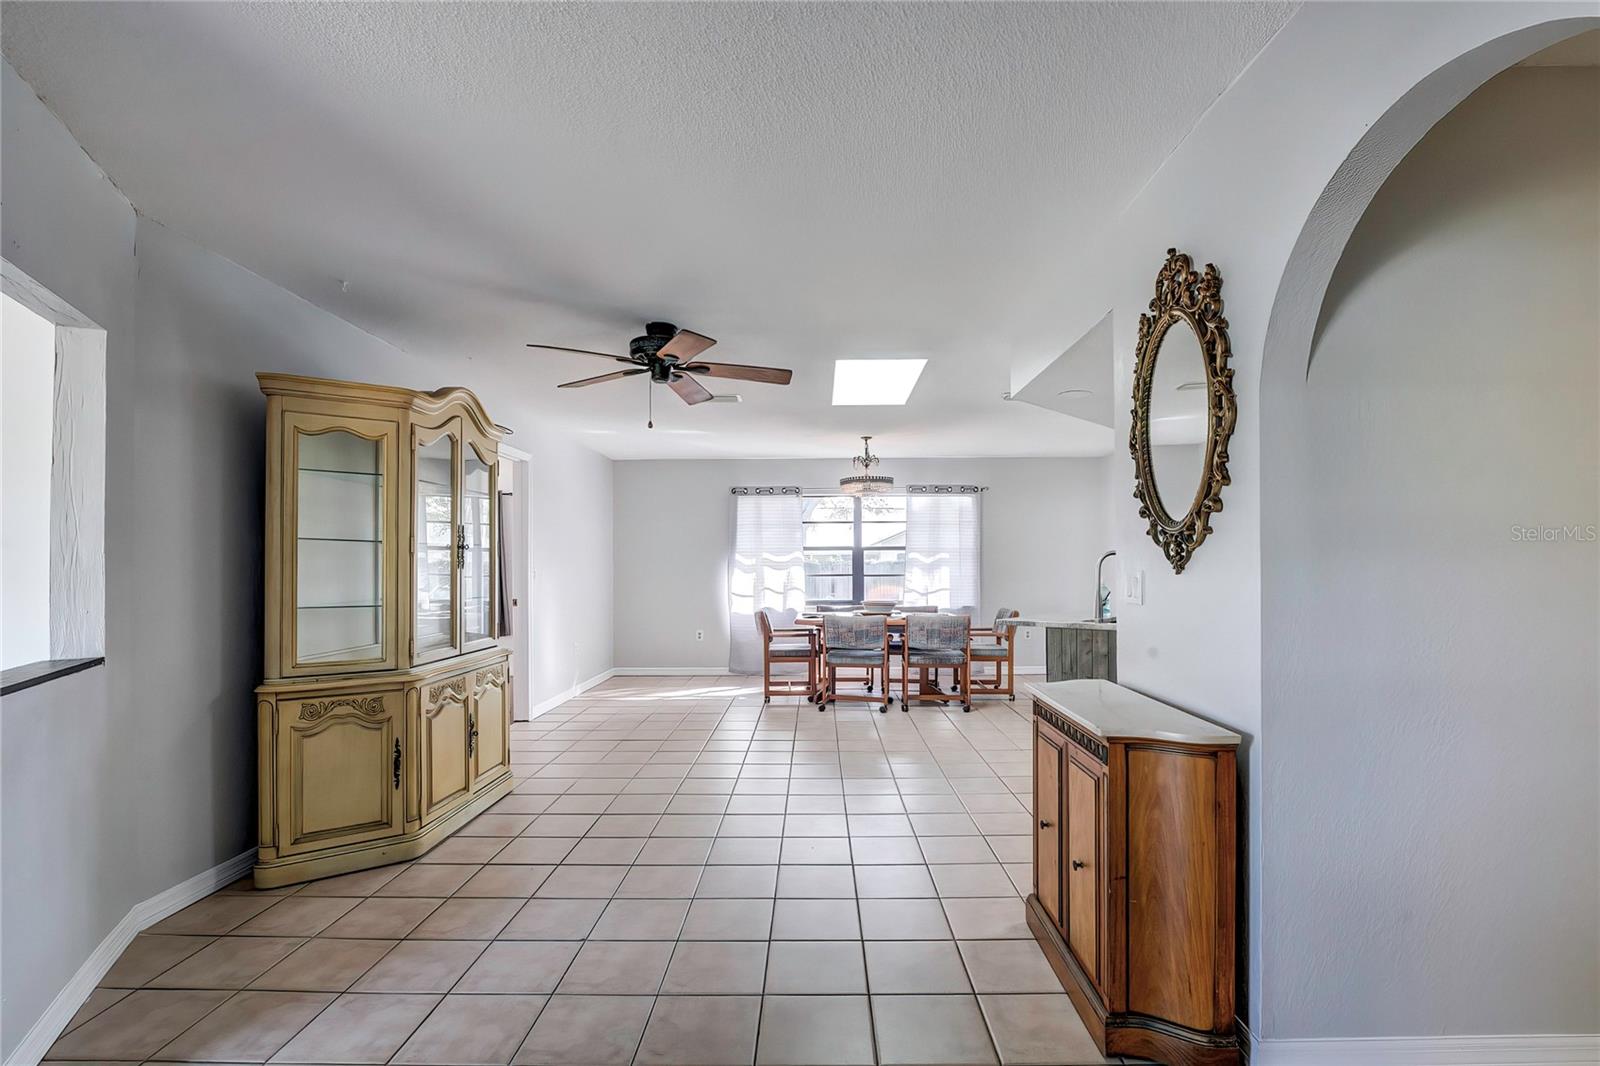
[727,490,806,674]
[903,491,981,610]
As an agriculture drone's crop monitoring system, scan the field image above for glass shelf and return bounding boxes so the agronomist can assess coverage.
[298,467,384,479]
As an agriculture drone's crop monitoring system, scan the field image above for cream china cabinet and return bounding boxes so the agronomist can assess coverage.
[254,374,512,887]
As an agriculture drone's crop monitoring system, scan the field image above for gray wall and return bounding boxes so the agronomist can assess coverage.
[1,58,138,1059]
[1260,66,1600,1037]
[612,456,1111,672]
[0,59,614,1057]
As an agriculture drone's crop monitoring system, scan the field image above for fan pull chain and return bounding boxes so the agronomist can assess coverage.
[647,381,653,429]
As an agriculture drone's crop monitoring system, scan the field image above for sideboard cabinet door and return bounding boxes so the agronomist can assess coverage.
[470,662,510,789]
[1034,723,1065,928]
[420,670,473,820]
[276,692,403,854]
[1065,752,1105,991]
[1126,746,1220,1031]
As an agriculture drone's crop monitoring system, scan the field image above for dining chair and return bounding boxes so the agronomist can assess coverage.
[901,612,972,713]
[821,614,891,713]
[756,607,818,703]
[969,607,1020,700]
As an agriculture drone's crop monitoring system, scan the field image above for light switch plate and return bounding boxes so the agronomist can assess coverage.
[1125,568,1145,606]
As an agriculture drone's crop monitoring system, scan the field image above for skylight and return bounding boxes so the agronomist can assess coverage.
[831,359,927,406]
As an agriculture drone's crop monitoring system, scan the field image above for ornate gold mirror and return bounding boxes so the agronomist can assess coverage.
[1130,249,1236,573]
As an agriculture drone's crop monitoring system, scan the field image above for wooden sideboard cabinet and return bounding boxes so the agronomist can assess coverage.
[1028,680,1242,1066]
[254,374,514,888]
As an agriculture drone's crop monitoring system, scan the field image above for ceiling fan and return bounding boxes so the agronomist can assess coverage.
[527,321,794,427]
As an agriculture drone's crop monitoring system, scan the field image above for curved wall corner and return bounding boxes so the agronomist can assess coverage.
[1259,20,1599,1046]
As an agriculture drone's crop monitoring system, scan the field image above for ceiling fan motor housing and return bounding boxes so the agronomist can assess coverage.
[631,322,679,359]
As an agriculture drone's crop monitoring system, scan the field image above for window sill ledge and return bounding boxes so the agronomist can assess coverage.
[1,657,105,696]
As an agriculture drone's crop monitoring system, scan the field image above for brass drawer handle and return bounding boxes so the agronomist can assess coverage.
[467,712,479,755]
[1071,859,1087,870]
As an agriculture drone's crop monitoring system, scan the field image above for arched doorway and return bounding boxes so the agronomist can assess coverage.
[1258,22,1598,1048]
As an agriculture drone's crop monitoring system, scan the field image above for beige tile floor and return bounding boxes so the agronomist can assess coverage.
[48,676,1130,1066]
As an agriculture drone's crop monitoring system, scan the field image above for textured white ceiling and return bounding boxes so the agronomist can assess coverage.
[1,1,1294,459]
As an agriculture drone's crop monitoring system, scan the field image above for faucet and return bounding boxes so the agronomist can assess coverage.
[1094,551,1117,623]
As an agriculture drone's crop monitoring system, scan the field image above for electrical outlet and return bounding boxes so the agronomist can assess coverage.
[695,629,705,642]
[1023,628,1032,639]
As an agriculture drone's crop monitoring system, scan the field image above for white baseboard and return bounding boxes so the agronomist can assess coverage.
[1254,1034,1600,1065]
[526,667,617,719]
[5,848,256,1066]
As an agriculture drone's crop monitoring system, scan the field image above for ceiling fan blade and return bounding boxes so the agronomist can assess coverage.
[557,368,648,388]
[667,372,714,405]
[682,361,793,386]
[658,329,716,362]
[527,343,636,364]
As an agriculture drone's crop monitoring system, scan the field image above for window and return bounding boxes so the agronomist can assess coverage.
[802,494,906,604]
[1,265,107,690]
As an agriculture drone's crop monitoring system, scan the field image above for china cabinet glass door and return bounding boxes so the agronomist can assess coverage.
[293,425,390,669]
[461,445,495,647]
[413,425,459,660]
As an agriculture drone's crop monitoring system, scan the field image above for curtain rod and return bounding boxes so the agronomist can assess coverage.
[728,485,987,495]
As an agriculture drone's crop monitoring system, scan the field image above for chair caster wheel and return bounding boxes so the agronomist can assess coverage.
[963,704,972,713]
[879,705,888,713]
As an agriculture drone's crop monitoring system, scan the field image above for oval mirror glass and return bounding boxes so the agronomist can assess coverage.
[1147,317,1208,519]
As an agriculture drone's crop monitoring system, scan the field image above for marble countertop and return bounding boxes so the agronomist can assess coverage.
[1004,618,1117,630]
[1027,679,1241,747]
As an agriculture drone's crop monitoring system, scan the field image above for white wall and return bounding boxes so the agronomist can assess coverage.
[526,428,614,701]
[0,58,615,1060]
[612,456,1110,672]
[0,291,54,669]
[1261,66,1599,1038]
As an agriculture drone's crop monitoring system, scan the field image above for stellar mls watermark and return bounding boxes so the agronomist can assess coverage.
[1510,523,1598,543]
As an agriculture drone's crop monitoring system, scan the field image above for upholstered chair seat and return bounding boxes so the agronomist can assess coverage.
[911,648,969,665]
[826,648,888,665]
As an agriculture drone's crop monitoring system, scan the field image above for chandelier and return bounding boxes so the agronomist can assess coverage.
[840,436,894,495]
